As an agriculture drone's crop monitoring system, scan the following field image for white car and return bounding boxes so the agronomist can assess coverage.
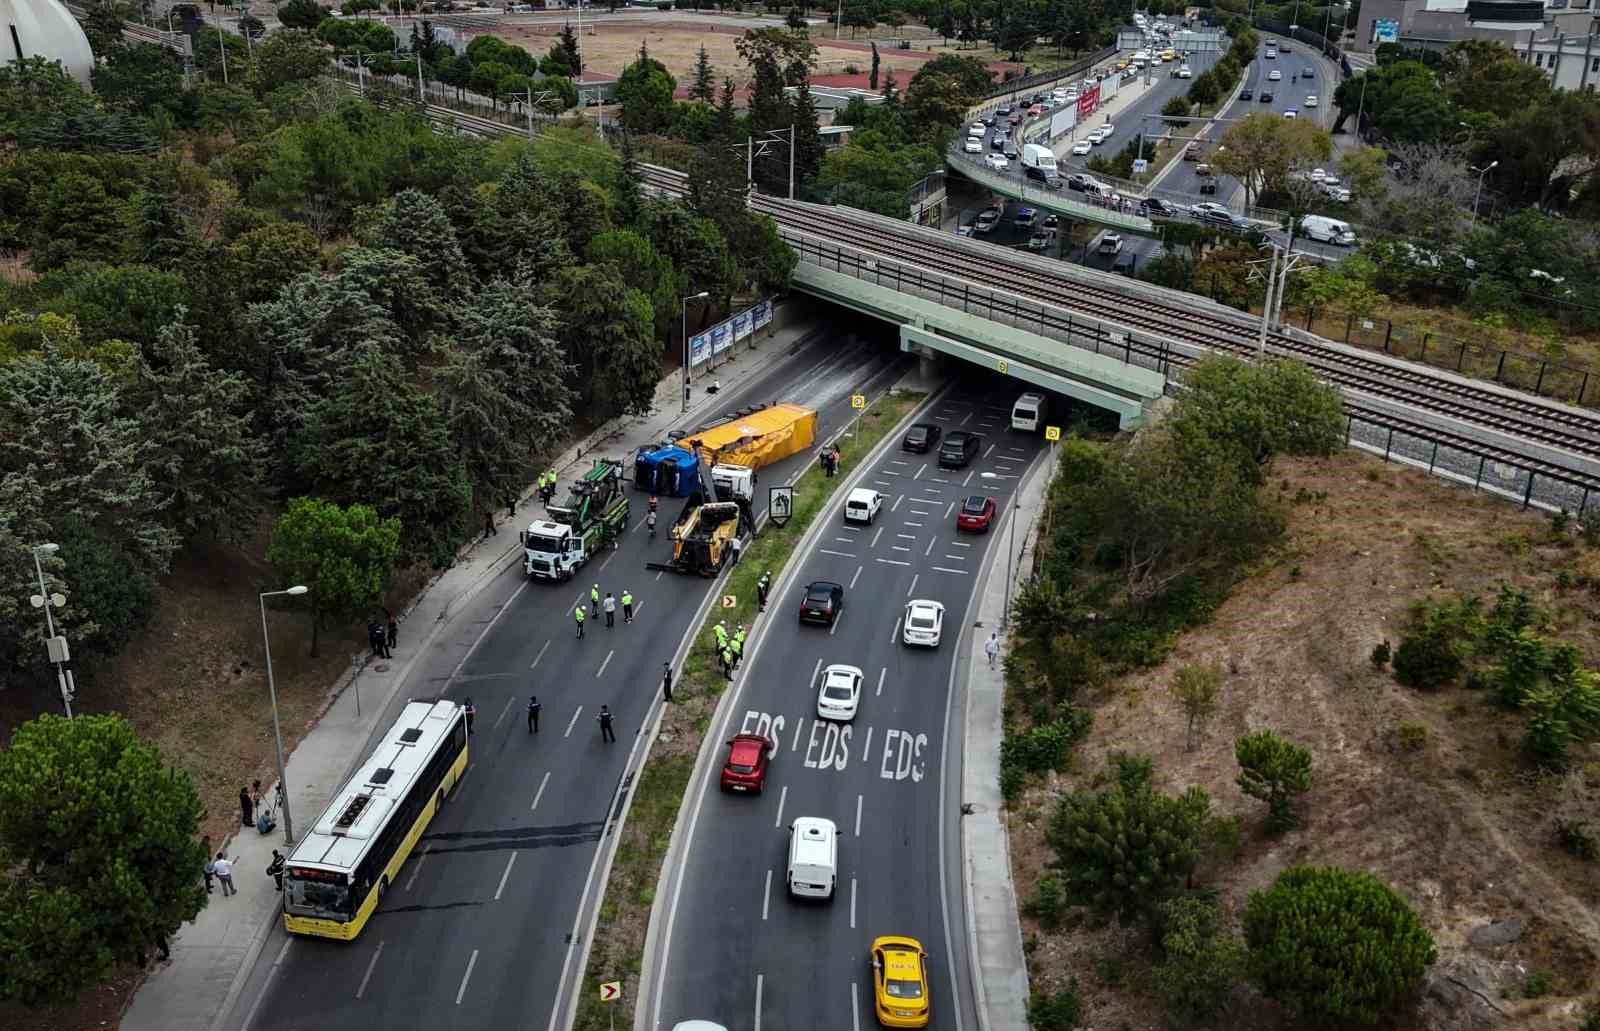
[1305,95,1318,107]
[968,122,986,136]
[1177,64,1192,78]
[815,663,864,721]
[1308,168,1327,182]
[964,137,982,154]
[1100,120,1115,134]
[984,153,1008,170]
[844,487,884,524]
[1284,108,1298,119]
[1071,140,1092,156]
[1268,69,1282,81]
[1089,128,1109,145]
[902,600,945,648]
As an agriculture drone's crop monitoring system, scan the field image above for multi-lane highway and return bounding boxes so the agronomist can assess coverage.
[648,373,1048,1031]
[1058,55,1221,176]
[226,324,912,1031]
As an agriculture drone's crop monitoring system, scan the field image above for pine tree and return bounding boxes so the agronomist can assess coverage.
[714,76,739,141]
[558,22,582,77]
[375,188,473,296]
[869,41,880,90]
[789,80,825,195]
[882,65,898,102]
[689,44,716,103]
[616,131,645,228]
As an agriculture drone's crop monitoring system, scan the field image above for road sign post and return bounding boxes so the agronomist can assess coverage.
[599,980,622,1030]
[850,392,865,440]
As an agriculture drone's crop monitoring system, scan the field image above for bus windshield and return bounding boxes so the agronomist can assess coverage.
[286,876,350,921]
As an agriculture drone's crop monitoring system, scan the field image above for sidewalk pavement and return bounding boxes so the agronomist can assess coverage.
[120,306,824,1031]
[961,440,1057,1031]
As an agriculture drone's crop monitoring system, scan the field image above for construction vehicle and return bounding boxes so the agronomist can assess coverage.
[646,491,752,577]
[520,459,630,581]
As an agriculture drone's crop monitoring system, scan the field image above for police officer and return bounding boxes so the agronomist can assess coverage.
[597,705,616,743]
[574,603,586,639]
[756,572,771,612]
[712,620,728,653]
[729,633,743,671]
[734,624,747,653]
[527,695,542,733]
[661,662,674,702]
[720,644,734,681]
[621,589,635,624]
[591,583,600,616]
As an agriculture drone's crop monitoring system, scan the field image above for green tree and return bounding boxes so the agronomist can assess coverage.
[589,228,680,338]
[870,41,881,90]
[689,44,717,102]
[132,317,266,541]
[78,0,136,54]
[48,515,159,660]
[267,496,402,655]
[226,221,324,305]
[541,266,660,418]
[374,188,473,296]
[1187,69,1220,108]
[903,53,993,142]
[91,42,185,115]
[714,76,740,141]
[1172,663,1222,752]
[1154,896,1246,1025]
[642,200,738,305]
[47,262,191,348]
[249,29,332,96]
[1045,755,1217,925]
[0,714,206,1003]
[1162,93,1193,126]
[28,173,129,273]
[1210,113,1333,208]
[1235,728,1313,832]
[1171,356,1344,480]
[1244,866,1436,1024]
[556,22,583,77]
[277,0,331,29]
[193,26,250,85]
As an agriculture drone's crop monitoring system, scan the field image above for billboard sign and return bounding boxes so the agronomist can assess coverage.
[710,321,732,357]
[1049,106,1075,138]
[1076,86,1101,119]
[1372,18,1399,43]
[753,299,772,329]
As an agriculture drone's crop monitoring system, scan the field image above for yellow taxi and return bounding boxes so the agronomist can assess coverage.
[870,935,930,1027]
[1161,48,1176,62]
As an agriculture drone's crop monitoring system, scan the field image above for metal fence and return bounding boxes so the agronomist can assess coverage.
[982,46,1119,99]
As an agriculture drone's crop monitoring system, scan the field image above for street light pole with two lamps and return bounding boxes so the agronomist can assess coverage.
[259,586,308,846]
[680,291,710,413]
[29,543,76,718]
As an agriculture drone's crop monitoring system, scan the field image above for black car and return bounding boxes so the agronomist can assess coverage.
[1003,142,1020,159]
[799,581,844,626]
[902,423,942,453]
[1066,172,1095,192]
[938,430,982,469]
[1240,87,1253,100]
[1260,90,1273,102]
[1024,165,1062,188]
[982,114,996,127]
[1139,197,1181,217]
[991,136,1006,151]
[1197,208,1249,231]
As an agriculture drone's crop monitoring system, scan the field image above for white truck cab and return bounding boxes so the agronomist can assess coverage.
[710,463,757,504]
[520,519,583,580]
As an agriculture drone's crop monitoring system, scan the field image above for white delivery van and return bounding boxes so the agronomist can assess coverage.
[787,817,838,900]
[1011,392,1047,432]
[844,487,884,525]
[1021,143,1057,173]
[1299,214,1356,245]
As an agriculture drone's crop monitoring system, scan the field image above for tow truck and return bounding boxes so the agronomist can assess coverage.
[519,459,630,581]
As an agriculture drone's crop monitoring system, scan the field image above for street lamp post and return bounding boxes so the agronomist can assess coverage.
[680,291,709,413]
[259,586,308,846]
[982,474,1021,627]
[29,543,76,718]
[1471,160,1498,223]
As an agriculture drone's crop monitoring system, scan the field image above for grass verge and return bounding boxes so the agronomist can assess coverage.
[570,389,926,1031]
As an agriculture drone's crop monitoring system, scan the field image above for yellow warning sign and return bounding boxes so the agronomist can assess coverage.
[599,981,622,1002]
[850,394,866,410]
[722,595,737,608]
[996,359,1009,374]
[1044,425,1061,442]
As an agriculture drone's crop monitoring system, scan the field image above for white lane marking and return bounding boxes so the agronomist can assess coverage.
[896,533,917,540]
[890,616,902,644]
[960,411,973,425]
[654,570,664,582]
[355,940,384,1000]
[876,558,911,566]
[829,610,844,636]
[819,548,856,558]
[404,845,431,891]
[755,974,764,1031]
[491,695,515,730]
[944,554,970,561]
[1006,446,1027,453]
[931,477,950,484]
[849,564,863,589]
[963,471,974,486]
[914,463,928,480]
[529,640,550,670]
[925,537,936,556]
[906,574,919,597]
[863,726,874,759]
[241,937,292,1031]
[910,508,932,515]
[871,527,884,548]
[494,852,518,901]
[596,650,614,678]
[983,443,996,458]
[851,877,858,929]
[774,785,788,829]
[876,667,886,697]
[892,546,911,552]
[852,984,861,1031]
[933,566,970,575]
[530,771,551,811]
[950,541,972,548]
[809,658,823,688]
[889,459,908,466]
[891,494,904,512]
[944,501,956,519]
[874,480,893,487]
[903,521,924,527]
[762,869,773,921]
[598,549,615,572]
[878,469,901,476]
[855,793,863,836]
[835,536,856,544]
[921,486,942,493]
[455,949,479,1005]
[563,705,583,737]
[791,717,804,753]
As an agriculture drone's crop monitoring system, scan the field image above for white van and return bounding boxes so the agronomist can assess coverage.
[1021,143,1056,173]
[844,487,884,525]
[1011,392,1047,432]
[787,817,838,900]
[1300,214,1356,246]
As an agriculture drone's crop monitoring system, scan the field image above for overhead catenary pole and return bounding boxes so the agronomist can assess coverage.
[215,10,229,85]
[1257,244,1279,358]
[788,122,796,200]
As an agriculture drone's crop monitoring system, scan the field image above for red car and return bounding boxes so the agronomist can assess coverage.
[720,733,772,793]
[956,494,997,532]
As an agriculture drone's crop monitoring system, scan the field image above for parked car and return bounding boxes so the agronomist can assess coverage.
[901,423,942,452]
[720,733,772,793]
[799,581,844,626]
[938,431,981,469]
[963,137,982,154]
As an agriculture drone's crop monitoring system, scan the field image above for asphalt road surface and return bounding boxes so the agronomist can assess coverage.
[1059,54,1222,175]
[227,319,912,1031]
[649,373,1050,1031]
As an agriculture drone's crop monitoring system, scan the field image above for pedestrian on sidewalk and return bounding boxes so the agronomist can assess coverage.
[483,510,496,538]
[757,571,770,612]
[368,622,389,660]
[506,493,517,518]
[267,850,286,892]
[575,604,586,639]
[527,695,541,733]
[590,583,600,616]
[729,535,743,565]
[214,852,236,896]
[203,853,216,894]
[597,705,616,743]
[239,786,253,828]
[661,662,674,703]
[985,631,1000,669]
[603,592,616,628]
[831,445,842,475]
[387,612,399,651]
[621,589,634,623]
[463,697,476,735]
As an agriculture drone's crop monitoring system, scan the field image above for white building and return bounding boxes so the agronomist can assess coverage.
[2,0,96,85]
[1354,0,1597,54]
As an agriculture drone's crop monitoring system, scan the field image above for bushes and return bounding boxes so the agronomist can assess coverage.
[1391,595,1477,689]
[1555,818,1598,861]
[1028,984,1084,1031]
[1235,728,1314,832]
[1243,866,1436,1025]
[999,707,1092,799]
[1154,895,1246,1025]
[1024,873,1068,928]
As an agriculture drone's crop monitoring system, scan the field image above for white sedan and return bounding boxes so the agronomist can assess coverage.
[1071,140,1092,156]
[902,600,946,648]
[964,137,982,153]
[984,153,1008,170]
[815,663,864,721]
[1305,95,1318,107]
